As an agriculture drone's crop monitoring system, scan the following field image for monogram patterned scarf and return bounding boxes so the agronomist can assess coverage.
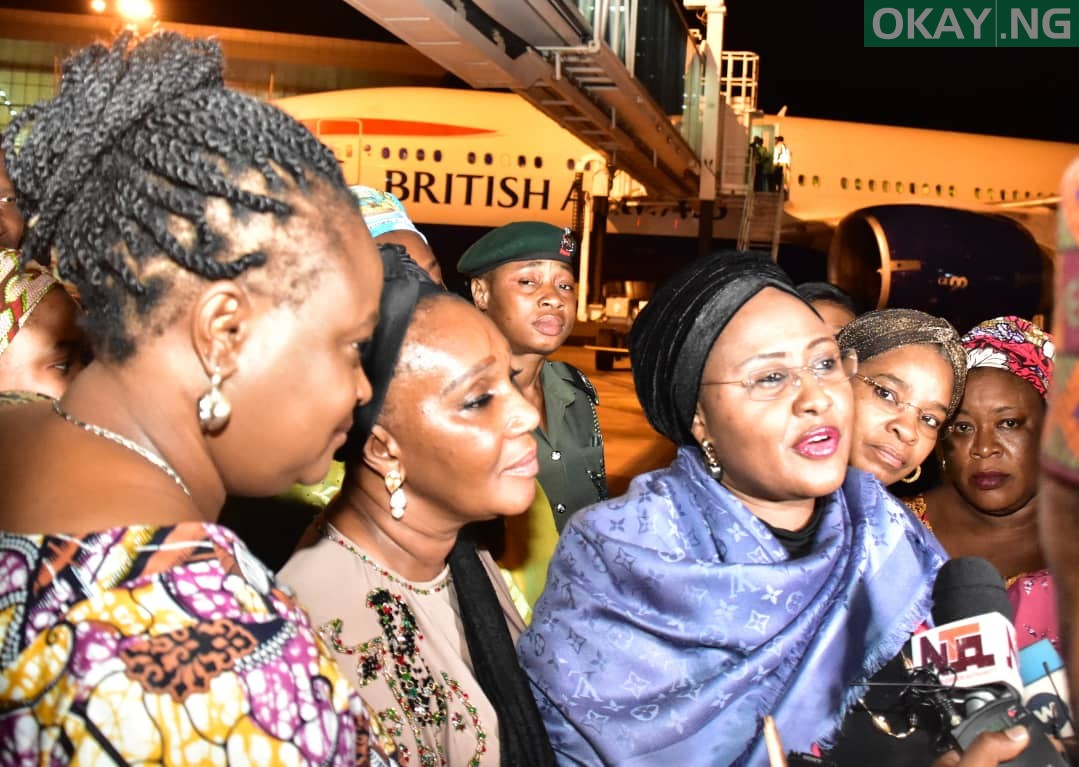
[519,449,946,766]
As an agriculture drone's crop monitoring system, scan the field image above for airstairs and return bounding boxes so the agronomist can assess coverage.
[737,188,784,261]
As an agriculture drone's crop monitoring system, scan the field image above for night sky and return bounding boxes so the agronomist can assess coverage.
[3,0,1078,142]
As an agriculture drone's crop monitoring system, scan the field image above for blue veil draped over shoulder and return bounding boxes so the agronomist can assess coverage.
[518,448,945,766]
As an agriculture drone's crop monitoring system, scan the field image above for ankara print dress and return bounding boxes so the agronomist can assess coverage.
[0,522,399,766]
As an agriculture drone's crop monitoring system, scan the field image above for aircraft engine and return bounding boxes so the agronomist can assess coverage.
[827,204,1051,333]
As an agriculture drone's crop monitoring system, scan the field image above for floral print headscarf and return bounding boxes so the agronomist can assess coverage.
[961,316,1055,398]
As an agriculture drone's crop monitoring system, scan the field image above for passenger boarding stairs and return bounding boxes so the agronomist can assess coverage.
[737,190,783,260]
[718,51,784,260]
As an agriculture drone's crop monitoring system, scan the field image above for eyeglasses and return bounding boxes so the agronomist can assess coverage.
[701,348,858,401]
[855,374,946,438]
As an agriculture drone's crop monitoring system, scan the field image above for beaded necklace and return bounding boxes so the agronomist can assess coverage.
[321,521,452,595]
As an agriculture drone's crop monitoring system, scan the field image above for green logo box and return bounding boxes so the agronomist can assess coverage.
[864,0,1078,46]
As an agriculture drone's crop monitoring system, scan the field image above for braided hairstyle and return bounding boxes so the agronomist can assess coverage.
[1,31,350,361]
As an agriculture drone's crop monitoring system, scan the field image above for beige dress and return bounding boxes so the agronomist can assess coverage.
[278,523,525,767]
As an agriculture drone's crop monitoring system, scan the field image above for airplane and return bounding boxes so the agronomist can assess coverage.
[273,85,1079,332]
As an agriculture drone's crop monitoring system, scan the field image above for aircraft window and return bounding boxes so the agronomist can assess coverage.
[484,153,493,165]
[1012,190,1019,201]
[909,182,916,194]
[935,184,942,196]
[417,148,426,161]
[797,173,805,186]
[949,185,955,197]
[399,148,408,160]
[518,155,527,167]
[812,175,820,187]
[585,160,594,171]
[567,158,576,170]
[975,187,982,199]
[840,177,848,190]
[987,187,995,199]
[854,178,862,191]
[363,144,372,153]
[1000,189,1007,201]
[468,152,476,165]
[883,180,890,192]
[535,156,544,169]
[896,181,902,194]
[381,147,390,159]
[434,150,443,163]
[868,179,876,191]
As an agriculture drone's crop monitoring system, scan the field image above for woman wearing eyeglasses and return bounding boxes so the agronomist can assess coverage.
[837,309,968,489]
[517,252,946,765]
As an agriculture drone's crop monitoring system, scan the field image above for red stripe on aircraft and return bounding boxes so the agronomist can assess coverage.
[304,118,495,137]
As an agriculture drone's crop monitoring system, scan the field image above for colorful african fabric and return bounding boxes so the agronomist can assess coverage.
[0,522,400,766]
[518,449,946,766]
[279,528,526,767]
[0,248,58,358]
[1043,159,1079,482]
[904,494,1061,651]
[961,315,1055,398]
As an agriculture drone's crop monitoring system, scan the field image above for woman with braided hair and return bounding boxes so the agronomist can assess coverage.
[837,309,967,488]
[0,32,397,764]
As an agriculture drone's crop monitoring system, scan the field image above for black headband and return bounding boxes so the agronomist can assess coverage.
[336,243,444,464]
[629,252,804,445]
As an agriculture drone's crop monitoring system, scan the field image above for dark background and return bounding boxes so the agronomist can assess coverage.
[2,0,1077,142]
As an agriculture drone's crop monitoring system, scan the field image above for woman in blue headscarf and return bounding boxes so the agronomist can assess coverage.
[518,251,947,766]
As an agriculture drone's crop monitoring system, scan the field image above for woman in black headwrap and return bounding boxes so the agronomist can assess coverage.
[837,309,967,488]
[517,251,947,766]
[279,244,555,767]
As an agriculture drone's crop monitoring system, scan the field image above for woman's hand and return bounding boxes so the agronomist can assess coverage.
[931,726,1029,766]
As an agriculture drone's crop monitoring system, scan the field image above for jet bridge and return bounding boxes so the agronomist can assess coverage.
[337,0,705,199]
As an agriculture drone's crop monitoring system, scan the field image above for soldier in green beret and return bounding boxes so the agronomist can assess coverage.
[458,221,608,539]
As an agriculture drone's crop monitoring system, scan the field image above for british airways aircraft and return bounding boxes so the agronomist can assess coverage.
[274,85,1079,324]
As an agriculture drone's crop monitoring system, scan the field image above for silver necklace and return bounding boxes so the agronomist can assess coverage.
[52,399,192,498]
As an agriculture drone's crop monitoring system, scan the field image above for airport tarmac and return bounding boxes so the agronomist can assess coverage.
[549,344,676,497]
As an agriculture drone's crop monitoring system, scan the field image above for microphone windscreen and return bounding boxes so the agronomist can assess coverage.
[931,556,1013,625]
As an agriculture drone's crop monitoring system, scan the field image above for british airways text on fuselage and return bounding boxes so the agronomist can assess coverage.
[383,170,569,210]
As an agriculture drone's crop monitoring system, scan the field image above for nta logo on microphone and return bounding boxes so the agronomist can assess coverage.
[911,613,1022,692]
[864,1,1077,46]
[916,621,1009,673]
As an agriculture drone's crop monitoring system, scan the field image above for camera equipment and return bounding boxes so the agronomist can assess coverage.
[867,663,1069,767]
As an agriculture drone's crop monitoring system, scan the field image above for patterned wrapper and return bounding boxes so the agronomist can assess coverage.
[1041,157,1079,482]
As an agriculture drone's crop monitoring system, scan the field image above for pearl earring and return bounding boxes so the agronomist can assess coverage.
[385,470,407,520]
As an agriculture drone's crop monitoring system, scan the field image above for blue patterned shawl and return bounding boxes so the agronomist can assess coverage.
[518,448,946,766]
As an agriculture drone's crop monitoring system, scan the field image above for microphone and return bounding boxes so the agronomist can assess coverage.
[912,557,1022,694]
[909,557,1067,766]
[1019,638,1074,738]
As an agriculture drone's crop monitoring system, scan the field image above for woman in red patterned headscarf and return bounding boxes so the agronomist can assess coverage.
[907,315,1058,650]
[0,249,85,397]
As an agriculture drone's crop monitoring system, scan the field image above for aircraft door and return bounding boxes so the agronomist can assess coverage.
[750,123,776,153]
[303,118,362,186]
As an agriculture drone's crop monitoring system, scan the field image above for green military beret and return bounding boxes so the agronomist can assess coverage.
[457,221,577,277]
